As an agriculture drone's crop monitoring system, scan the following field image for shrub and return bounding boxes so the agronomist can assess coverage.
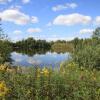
[73,44,100,69]
[0,40,12,64]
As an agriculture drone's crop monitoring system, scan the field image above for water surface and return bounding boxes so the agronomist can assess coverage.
[11,52,70,67]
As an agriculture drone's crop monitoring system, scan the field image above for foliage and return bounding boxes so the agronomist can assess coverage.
[0,40,12,63]
[0,81,9,98]
[12,37,51,50]
[72,27,100,69]
[73,44,100,69]
[0,20,100,99]
[0,63,100,100]
[92,27,100,38]
[0,23,12,64]
[51,41,73,53]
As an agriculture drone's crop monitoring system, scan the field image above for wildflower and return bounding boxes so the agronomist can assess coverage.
[41,68,49,77]
[0,81,9,97]
[0,65,6,71]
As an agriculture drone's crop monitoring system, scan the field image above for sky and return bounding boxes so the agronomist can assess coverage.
[0,0,100,42]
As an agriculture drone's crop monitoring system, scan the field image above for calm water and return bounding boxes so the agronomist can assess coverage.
[11,52,70,67]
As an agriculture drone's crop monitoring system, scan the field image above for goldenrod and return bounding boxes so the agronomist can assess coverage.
[0,81,9,97]
[0,65,6,71]
[41,68,49,77]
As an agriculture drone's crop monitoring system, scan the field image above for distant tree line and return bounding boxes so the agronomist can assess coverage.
[12,37,51,50]
[10,37,75,54]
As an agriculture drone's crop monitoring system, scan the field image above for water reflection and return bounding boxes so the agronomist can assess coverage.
[13,48,50,56]
[11,51,69,67]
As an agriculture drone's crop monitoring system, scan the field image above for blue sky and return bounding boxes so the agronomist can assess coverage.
[0,0,100,42]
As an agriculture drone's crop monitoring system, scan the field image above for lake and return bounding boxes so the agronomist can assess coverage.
[11,52,70,68]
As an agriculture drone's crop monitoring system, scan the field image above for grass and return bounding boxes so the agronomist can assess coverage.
[0,62,100,100]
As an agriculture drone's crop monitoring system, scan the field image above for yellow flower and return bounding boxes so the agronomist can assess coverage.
[0,81,9,97]
[0,65,6,71]
[41,68,49,77]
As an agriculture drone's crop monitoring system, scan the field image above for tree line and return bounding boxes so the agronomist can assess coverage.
[12,37,51,51]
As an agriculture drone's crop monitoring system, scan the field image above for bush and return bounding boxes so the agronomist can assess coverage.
[72,44,100,69]
[0,40,12,64]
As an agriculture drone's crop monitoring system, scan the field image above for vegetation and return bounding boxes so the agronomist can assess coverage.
[0,40,12,64]
[51,40,73,53]
[0,63,100,100]
[72,28,100,69]
[0,19,100,99]
[12,37,51,50]
[92,27,100,38]
[0,23,12,64]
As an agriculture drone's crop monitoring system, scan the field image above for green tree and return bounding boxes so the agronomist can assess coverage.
[0,19,12,63]
[73,45,100,69]
[92,27,100,38]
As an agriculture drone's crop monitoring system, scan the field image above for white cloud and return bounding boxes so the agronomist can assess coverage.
[0,0,12,4]
[0,0,7,4]
[27,28,42,33]
[31,16,39,23]
[27,58,41,65]
[79,29,94,34]
[52,3,77,11]
[22,0,30,4]
[0,9,29,25]
[53,13,92,26]
[0,0,30,4]
[95,16,100,25]
[13,30,22,35]
[0,9,38,25]
[46,37,74,41]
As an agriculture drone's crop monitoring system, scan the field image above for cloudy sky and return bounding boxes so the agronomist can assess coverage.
[0,0,100,41]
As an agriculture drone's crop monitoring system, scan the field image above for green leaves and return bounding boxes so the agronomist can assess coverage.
[92,27,100,39]
[0,40,12,64]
